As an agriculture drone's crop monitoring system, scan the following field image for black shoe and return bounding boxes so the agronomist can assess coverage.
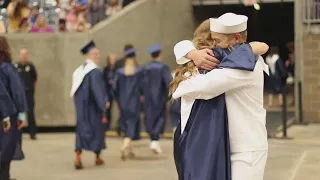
[30,136,37,140]
[116,127,122,137]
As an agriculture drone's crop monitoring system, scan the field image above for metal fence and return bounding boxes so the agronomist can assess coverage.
[303,0,320,23]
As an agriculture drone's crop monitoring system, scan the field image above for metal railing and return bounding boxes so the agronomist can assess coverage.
[303,0,320,23]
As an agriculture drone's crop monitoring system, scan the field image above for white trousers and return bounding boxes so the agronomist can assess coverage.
[231,150,268,180]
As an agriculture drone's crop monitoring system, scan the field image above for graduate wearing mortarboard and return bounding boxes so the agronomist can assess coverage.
[172,13,270,180]
[0,36,27,180]
[112,48,142,160]
[70,41,109,170]
[141,43,172,154]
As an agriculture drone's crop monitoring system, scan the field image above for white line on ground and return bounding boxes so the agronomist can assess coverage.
[289,151,307,180]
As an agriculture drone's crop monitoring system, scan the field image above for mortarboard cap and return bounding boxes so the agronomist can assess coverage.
[81,40,96,55]
[210,13,248,34]
[148,43,162,54]
[124,48,137,57]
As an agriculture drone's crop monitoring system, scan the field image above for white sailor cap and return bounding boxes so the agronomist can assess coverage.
[210,13,248,34]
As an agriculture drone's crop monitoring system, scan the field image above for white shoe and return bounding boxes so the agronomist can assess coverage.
[150,141,162,154]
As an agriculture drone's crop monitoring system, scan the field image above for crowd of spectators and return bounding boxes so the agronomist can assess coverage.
[0,0,135,33]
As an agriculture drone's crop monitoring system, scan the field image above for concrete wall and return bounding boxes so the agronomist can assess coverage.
[5,0,194,126]
[295,0,320,123]
[303,34,320,122]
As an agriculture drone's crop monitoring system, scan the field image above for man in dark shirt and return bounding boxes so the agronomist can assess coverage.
[15,48,38,140]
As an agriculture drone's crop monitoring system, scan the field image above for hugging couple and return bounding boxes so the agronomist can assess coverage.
[170,13,270,180]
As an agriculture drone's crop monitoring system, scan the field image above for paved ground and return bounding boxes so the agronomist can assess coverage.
[11,124,320,180]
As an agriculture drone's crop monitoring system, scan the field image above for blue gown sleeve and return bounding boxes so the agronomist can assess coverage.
[0,80,16,119]
[89,69,108,113]
[218,44,257,71]
[7,64,28,113]
[277,59,288,79]
[162,65,173,90]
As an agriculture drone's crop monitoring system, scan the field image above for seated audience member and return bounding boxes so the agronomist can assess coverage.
[72,13,91,32]
[30,15,54,33]
[7,0,30,32]
[106,0,121,17]
[0,19,6,33]
[59,19,68,32]
[29,5,40,26]
[87,0,107,26]
[58,0,73,23]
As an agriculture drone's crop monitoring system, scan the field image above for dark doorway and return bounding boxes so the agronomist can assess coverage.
[193,2,294,60]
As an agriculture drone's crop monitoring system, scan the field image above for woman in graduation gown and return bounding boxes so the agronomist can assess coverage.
[0,36,27,180]
[113,48,142,160]
[103,54,117,131]
[170,20,269,180]
[266,46,287,107]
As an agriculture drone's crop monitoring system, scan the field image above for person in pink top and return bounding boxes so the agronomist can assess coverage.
[29,16,54,33]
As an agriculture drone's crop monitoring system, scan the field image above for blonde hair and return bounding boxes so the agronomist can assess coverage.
[124,57,136,76]
[168,19,216,99]
[168,20,246,99]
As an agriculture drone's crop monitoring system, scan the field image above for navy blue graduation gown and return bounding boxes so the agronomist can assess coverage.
[74,68,108,153]
[174,43,258,180]
[142,61,172,137]
[0,62,28,163]
[113,68,142,140]
[170,98,181,128]
[103,66,115,130]
[267,58,287,94]
[0,80,17,119]
[0,80,17,161]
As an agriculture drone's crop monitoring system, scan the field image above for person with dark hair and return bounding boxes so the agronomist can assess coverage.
[266,46,288,107]
[58,19,67,32]
[114,43,134,70]
[0,36,28,180]
[142,43,172,154]
[70,40,109,170]
[113,47,142,160]
[102,54,117,130]
[7,0,30,32]
[29,5,40,26]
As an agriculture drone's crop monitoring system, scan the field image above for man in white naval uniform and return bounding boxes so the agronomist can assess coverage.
[172,13,269,180]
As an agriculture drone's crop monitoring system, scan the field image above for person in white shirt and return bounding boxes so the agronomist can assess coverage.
[172,13,270,180]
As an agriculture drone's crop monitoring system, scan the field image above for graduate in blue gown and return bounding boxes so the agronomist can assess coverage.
[102,54,117,131]
[70,41,109,170]
[172,43,263,180]
[142,43,172,154]
[113,48,142,160]
[266,46,287,107]
[0,80,17,170]
[0,36,27,180]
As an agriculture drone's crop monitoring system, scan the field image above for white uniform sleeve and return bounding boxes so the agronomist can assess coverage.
[172,68,254,100]
[174,40,196,64]
[18,112,26,121]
